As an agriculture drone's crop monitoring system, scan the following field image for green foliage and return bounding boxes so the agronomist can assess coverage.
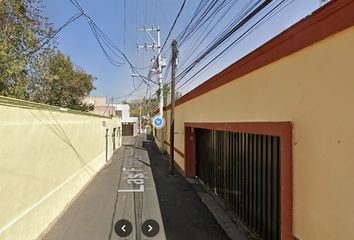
[29,52,95,110]
[175,91,182,100]
[0,0,95,110]
[126,83,183,119]
[0,0,54,99]
[156,83,171,107]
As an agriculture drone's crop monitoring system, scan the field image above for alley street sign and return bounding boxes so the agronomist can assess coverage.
[152,116,165,129]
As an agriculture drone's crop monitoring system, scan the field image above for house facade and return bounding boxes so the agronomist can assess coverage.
[154,1,354,239]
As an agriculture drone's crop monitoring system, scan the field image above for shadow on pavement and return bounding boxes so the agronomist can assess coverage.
[143,137,231,240]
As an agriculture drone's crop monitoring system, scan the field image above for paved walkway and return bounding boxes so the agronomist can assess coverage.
[143,137,231,240]
[41,135,234,240]
[42,136,165,240]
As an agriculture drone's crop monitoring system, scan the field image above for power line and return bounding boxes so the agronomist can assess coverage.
[68,0,126,65]
[112,81,146,101]
[176,0,292,92]
[175,0,267,84]
[67,0,153,87]
[159,0,186,55]
[162,0,240,85]
[174,0,239,73]
[174,0,266,84]
[69,0,84,12]
[124,0,127,48]
[150,0,187,86]
[103,79,147,115]
[176,0,216,45]
[0,12,84,64]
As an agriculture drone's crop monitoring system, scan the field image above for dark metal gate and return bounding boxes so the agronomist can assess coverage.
[122,123,134,136]
[196,128,280,240]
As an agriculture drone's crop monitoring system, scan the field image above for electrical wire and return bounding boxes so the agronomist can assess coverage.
[67,0,163,117]
[176,0,292,91]
[159,0,186,56]
[175,0,267,84]
[162,0,245,85]
[0,12,84,64]
[67,0,156,87]
[124,0,127,48]
[148,0,187,86]
[175,0,240,72]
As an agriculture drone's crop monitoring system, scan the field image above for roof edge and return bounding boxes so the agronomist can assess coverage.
[158,0,354,113]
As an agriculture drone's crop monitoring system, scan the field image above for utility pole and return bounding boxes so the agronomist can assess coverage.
[137,26,166,152]
[169,39,178,175]
[137,26,164,117]
[139,106,143,134]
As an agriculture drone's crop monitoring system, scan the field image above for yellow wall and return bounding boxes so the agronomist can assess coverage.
[0,98,121,240]
[156,26,354,240]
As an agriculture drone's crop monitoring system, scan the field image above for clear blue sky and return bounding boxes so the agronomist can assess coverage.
[43,0,324,102]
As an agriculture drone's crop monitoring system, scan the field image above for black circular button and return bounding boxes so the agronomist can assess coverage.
[142,219,160,237]
[114,219,132,237]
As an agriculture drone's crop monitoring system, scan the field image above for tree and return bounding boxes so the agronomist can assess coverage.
[175,91,182,100]
[29,51,95,110]
[155,83,183,106]
[0,0,54,99]
[1,0,96,110]
[128,84,183,118]
[156,83,171,107]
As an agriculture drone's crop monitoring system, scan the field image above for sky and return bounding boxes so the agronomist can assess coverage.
[42,0,325,102]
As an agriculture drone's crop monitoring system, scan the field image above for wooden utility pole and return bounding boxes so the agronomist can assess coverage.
[169,39,178,175]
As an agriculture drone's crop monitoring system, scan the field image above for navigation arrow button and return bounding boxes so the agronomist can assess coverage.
[142,219,159,237]
[114,219,132,237]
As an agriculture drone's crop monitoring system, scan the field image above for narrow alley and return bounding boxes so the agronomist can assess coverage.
[41,136,238,240]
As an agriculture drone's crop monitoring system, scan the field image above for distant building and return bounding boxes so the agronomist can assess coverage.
[83,96,116,117]
[112,104,138,136]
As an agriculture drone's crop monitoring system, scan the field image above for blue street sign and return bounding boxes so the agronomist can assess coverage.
[152,116,165,129]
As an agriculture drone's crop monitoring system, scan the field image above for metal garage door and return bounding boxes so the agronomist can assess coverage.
[196,128,280,240]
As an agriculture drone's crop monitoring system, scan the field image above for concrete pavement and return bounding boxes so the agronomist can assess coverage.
[41,136,165,240]
[143,137,231,240]
[41,135,242,240]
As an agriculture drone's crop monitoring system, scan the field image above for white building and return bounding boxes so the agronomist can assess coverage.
[83,96,116,117]
[112,104,138,136]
